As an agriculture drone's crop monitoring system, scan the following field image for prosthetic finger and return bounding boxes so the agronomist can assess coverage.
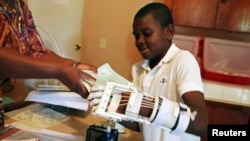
[89,99,101,107]
[91,85,105,92]
[91,106,98,114]
[88,91,103,100]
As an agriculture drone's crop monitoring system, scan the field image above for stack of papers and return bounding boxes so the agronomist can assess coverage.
[24,63,130,111]
[25,91,89,111]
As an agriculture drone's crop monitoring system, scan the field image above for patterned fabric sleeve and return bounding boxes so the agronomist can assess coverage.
[23,0,50,58]
[0,0,52,131]
[0,0,50,58]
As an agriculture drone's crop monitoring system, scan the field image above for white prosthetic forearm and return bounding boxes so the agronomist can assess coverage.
[91,82,197,134]
[149,96,197,134]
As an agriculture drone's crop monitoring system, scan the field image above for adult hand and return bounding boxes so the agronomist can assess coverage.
[41,52,98,98]
[58,62,98,98]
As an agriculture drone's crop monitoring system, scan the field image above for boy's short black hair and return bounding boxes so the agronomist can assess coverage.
[134,2,174,28]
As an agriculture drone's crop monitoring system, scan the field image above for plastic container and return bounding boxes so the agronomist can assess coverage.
[173,34,201,56]
[202,37,250,85]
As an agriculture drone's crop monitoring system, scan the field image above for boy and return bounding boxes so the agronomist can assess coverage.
[89,2,208,141]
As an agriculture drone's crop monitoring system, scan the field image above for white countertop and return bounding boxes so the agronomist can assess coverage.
[203,79,250,107]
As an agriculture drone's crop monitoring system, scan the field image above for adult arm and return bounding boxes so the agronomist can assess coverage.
[0,47,97,98]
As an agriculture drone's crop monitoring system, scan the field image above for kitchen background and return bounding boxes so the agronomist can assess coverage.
[27,0,250,79]
[24,1,250,141]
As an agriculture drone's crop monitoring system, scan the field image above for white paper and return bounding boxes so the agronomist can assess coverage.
[82,63,129,86]
[4,105,84,140]
[3,122,84,141]
[36,85,70,91]
[24,63,129,111]
[11,108,69,130]
[25,91,89,111]
[5,104,70,130]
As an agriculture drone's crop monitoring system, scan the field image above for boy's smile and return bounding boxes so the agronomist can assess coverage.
[133,14,173,68]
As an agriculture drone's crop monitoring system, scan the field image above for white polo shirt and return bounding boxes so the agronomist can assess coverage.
[131,43,204,141]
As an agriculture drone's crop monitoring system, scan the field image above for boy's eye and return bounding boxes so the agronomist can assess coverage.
[133,34,139,40]
[143,30,153,37]
[143,32,152,37]
[133,30,152,39]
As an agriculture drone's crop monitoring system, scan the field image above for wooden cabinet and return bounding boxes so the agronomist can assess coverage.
[215,0,250,32]
[165,0,250,33]
[201,100,250,141]
[165,0,218,28]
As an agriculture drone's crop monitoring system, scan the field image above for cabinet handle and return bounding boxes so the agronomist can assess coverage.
[221,0,228,3]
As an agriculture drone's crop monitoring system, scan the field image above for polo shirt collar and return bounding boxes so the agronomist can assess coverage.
[141,43,180,70]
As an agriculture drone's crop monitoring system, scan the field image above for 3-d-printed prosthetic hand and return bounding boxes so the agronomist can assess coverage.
[88,82,197,134]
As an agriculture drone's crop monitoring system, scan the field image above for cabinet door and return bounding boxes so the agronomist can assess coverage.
[206,101,249,124]
[215,0,250,32]
[167,0,218,28]
[201,101,250,141]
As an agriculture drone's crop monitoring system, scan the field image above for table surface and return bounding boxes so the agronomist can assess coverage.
[3,79,142,141]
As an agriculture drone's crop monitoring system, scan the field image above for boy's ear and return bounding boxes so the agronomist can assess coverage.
[166,24,175,34]
[165,24,175,38]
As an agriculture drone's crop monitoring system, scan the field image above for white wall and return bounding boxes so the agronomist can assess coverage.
[28,0,84,61]
[81,0,163,79]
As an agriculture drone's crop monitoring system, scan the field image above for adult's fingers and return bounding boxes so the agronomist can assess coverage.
[77,63,98,73]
